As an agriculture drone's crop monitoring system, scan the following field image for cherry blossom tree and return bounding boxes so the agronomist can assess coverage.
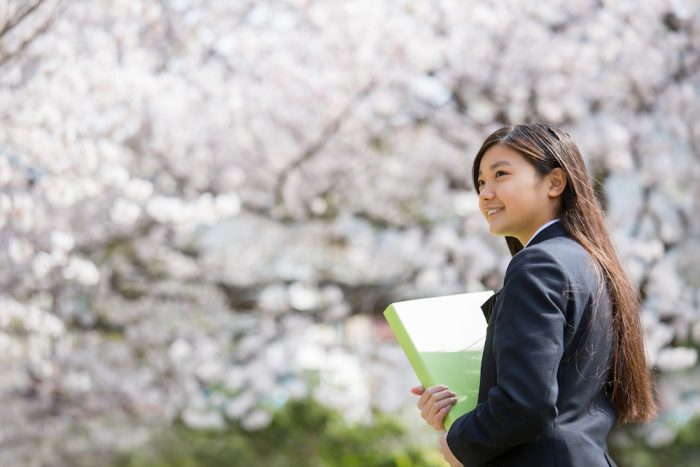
[1,0,698,463]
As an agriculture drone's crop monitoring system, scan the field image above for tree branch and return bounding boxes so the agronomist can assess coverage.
[0,0,45,39]
[0,0,63,69]
[273,79,377,210]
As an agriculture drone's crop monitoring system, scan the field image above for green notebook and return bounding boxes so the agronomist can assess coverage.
[383,291,494,430]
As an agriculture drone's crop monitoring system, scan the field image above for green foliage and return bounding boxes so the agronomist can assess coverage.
[112,398,442,467]
[610,416,700,467]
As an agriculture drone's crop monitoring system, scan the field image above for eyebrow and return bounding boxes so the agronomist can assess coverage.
[477,160,512,176]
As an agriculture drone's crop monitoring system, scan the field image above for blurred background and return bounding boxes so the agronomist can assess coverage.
[1,0,699,466]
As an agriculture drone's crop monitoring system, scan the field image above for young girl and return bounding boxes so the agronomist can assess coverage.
[411,124,656,467]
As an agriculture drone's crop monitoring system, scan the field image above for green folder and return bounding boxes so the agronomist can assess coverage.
[383,291,494,430]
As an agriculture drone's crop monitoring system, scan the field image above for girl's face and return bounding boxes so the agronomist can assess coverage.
[476,144,562,245]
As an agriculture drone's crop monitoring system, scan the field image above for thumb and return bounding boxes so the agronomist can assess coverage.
[410,385,424,395]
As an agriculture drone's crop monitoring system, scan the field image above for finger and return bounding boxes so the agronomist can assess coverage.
[430,399,456,428]
[419,390,455,417]
[410,386,424,396]
[437,403,453,421]
[428,397,457,424]
[433,405,452,431]
[430,389,457,403]
[420,388,455,414]
[432,404,453,430]
[418,385,451,407]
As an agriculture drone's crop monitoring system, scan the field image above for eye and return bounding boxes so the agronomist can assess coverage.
[494,170,507,178]
[476,179,484,191]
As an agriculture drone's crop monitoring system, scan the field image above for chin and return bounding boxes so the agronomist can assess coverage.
[488,223,506,236]
[491,228,516,240]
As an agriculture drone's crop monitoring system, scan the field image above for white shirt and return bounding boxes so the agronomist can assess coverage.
[523,219,561,248]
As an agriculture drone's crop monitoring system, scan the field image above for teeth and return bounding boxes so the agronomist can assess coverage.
[487,208,503,216]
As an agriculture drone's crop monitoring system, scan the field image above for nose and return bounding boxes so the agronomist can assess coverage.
[478,183,494,201]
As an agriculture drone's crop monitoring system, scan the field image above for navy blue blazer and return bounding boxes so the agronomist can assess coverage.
[447,222,618,467]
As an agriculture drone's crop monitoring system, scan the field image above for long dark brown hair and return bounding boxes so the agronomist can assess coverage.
[471,123,656,424]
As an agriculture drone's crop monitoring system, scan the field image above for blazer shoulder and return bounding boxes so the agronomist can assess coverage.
[510,237,596,288]
[524,235,589,263]
[507,237,592,280]
[502,244,568,294]
[506,240,566,273]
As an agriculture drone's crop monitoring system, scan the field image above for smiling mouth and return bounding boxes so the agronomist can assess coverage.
[487,208,504,217]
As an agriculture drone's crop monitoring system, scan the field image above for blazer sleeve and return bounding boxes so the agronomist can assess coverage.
[446,247,568,465]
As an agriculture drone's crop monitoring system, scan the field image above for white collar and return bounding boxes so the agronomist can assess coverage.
[523,219,560,248]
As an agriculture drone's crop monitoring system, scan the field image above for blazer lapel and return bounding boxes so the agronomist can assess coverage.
[480,291,500,322]
[481,223,566,322]
[524,221,567,248]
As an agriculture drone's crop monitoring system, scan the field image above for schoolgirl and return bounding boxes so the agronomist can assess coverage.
[412,124,656,467]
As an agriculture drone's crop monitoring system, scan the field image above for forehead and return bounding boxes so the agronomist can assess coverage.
[478,144,526,174]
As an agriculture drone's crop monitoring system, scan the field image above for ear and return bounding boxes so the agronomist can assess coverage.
[546,168,567,198]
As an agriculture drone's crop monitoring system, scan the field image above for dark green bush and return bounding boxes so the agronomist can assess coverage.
[112,398,442,467]
[113,399,700,467]
[610,416,700,467]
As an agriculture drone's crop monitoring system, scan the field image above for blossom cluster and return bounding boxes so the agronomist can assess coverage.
[0,0,698,463]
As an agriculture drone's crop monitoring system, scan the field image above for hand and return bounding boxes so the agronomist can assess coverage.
[439,433,463,467]
[410,385,458,432]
